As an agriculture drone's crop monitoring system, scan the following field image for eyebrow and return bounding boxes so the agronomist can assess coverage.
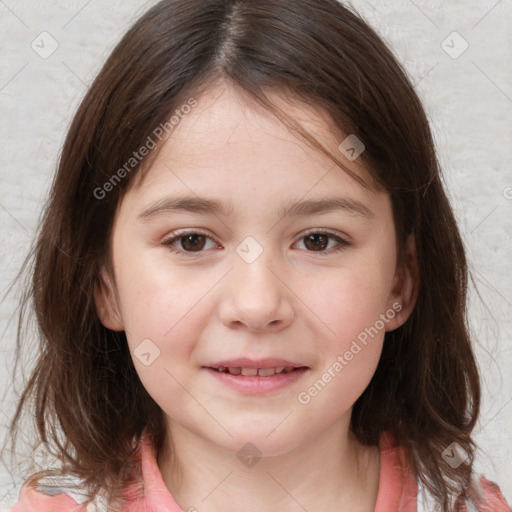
[137,195,374,221]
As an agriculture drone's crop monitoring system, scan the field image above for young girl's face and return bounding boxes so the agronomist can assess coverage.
[96,81,414,456]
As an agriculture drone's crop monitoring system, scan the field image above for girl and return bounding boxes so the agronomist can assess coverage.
[6,0,511,511]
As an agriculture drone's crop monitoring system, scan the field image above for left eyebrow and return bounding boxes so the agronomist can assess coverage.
[136,195,374,221]
[277,197,374,219]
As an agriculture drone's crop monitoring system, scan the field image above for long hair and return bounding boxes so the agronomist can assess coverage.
[8,1,480,509]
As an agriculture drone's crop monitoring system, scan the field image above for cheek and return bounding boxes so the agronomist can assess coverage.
[116,263,203,414]
[296,269,387,420]
[295,255,394,400]
[306,259,395,345]
[113,252,204,364]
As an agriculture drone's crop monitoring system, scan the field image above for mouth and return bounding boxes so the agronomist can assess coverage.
[208,366,306,377]
[203,358,309,394]
[205,357,308,376]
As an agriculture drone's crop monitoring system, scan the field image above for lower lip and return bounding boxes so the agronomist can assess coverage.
[204,367,309,394]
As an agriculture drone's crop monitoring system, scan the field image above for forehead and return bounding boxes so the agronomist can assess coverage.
[123,80,383,218]
[174,82,335,150]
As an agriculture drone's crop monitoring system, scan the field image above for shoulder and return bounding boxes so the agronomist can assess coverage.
[9,474,109,512]
[378,432,510,512]
[472,476,511,512]
[418,476,511,512]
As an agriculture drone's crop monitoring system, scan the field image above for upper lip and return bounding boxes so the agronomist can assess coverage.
[206,358,307,369]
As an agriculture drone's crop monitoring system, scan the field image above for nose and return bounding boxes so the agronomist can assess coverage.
[218,247,294,333]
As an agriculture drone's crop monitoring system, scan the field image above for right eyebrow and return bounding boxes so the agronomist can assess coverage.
[137,196,234,221]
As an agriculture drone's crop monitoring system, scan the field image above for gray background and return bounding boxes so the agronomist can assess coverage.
[0,0,511,509]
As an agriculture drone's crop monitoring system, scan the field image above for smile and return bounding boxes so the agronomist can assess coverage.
[204,366,309,394]
[213,366,299,376]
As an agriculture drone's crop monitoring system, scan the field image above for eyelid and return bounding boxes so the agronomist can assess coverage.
[166,228,215,239]
[294,228,351,254]
[162,228,221,255]
[299,228,350,241]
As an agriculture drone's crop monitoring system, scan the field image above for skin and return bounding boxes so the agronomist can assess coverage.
[95,80,418,512]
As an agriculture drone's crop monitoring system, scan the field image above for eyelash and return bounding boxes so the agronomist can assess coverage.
[161,229,350,257]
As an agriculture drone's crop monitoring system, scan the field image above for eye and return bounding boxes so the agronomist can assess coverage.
[294,230,350,253]
[162,229,350,256]
[162,230,219,255]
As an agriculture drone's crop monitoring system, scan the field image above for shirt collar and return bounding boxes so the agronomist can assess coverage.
[131,429,417,511]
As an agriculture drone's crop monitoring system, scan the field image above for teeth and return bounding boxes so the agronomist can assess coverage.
[215,366,297,376]
[241,367,258,376]
[258,367,277,376]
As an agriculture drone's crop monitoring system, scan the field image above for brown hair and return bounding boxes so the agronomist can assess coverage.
[7,0,481,509]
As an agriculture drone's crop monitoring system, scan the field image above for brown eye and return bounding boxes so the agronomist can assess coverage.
[303,233,329,251]
[295,231,350,254]
[178,234,207,251]
[163,231,218,255]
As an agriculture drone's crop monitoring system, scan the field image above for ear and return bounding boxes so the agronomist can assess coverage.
[94,265,124,331]
[385,233,419,331]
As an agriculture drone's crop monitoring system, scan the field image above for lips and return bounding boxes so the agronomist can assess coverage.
[213,366,298,377]
[206,358,307,377]
[204,358,309,394]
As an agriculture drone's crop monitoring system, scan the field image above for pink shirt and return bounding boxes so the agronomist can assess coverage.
[10,431,511,511]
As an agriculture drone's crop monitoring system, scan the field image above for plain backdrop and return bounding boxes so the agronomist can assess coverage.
[0,0,511,509]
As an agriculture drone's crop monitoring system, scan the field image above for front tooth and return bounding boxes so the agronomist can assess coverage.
[258,367,276,377]
[227,367,241,375]
[275,367,285,374]
[241,368,258,376]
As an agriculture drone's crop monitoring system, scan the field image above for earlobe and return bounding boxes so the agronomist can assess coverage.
[94,266,124,331]
[385,234,419,331]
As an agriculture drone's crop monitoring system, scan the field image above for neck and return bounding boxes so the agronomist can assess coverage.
[157,420,380,512]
